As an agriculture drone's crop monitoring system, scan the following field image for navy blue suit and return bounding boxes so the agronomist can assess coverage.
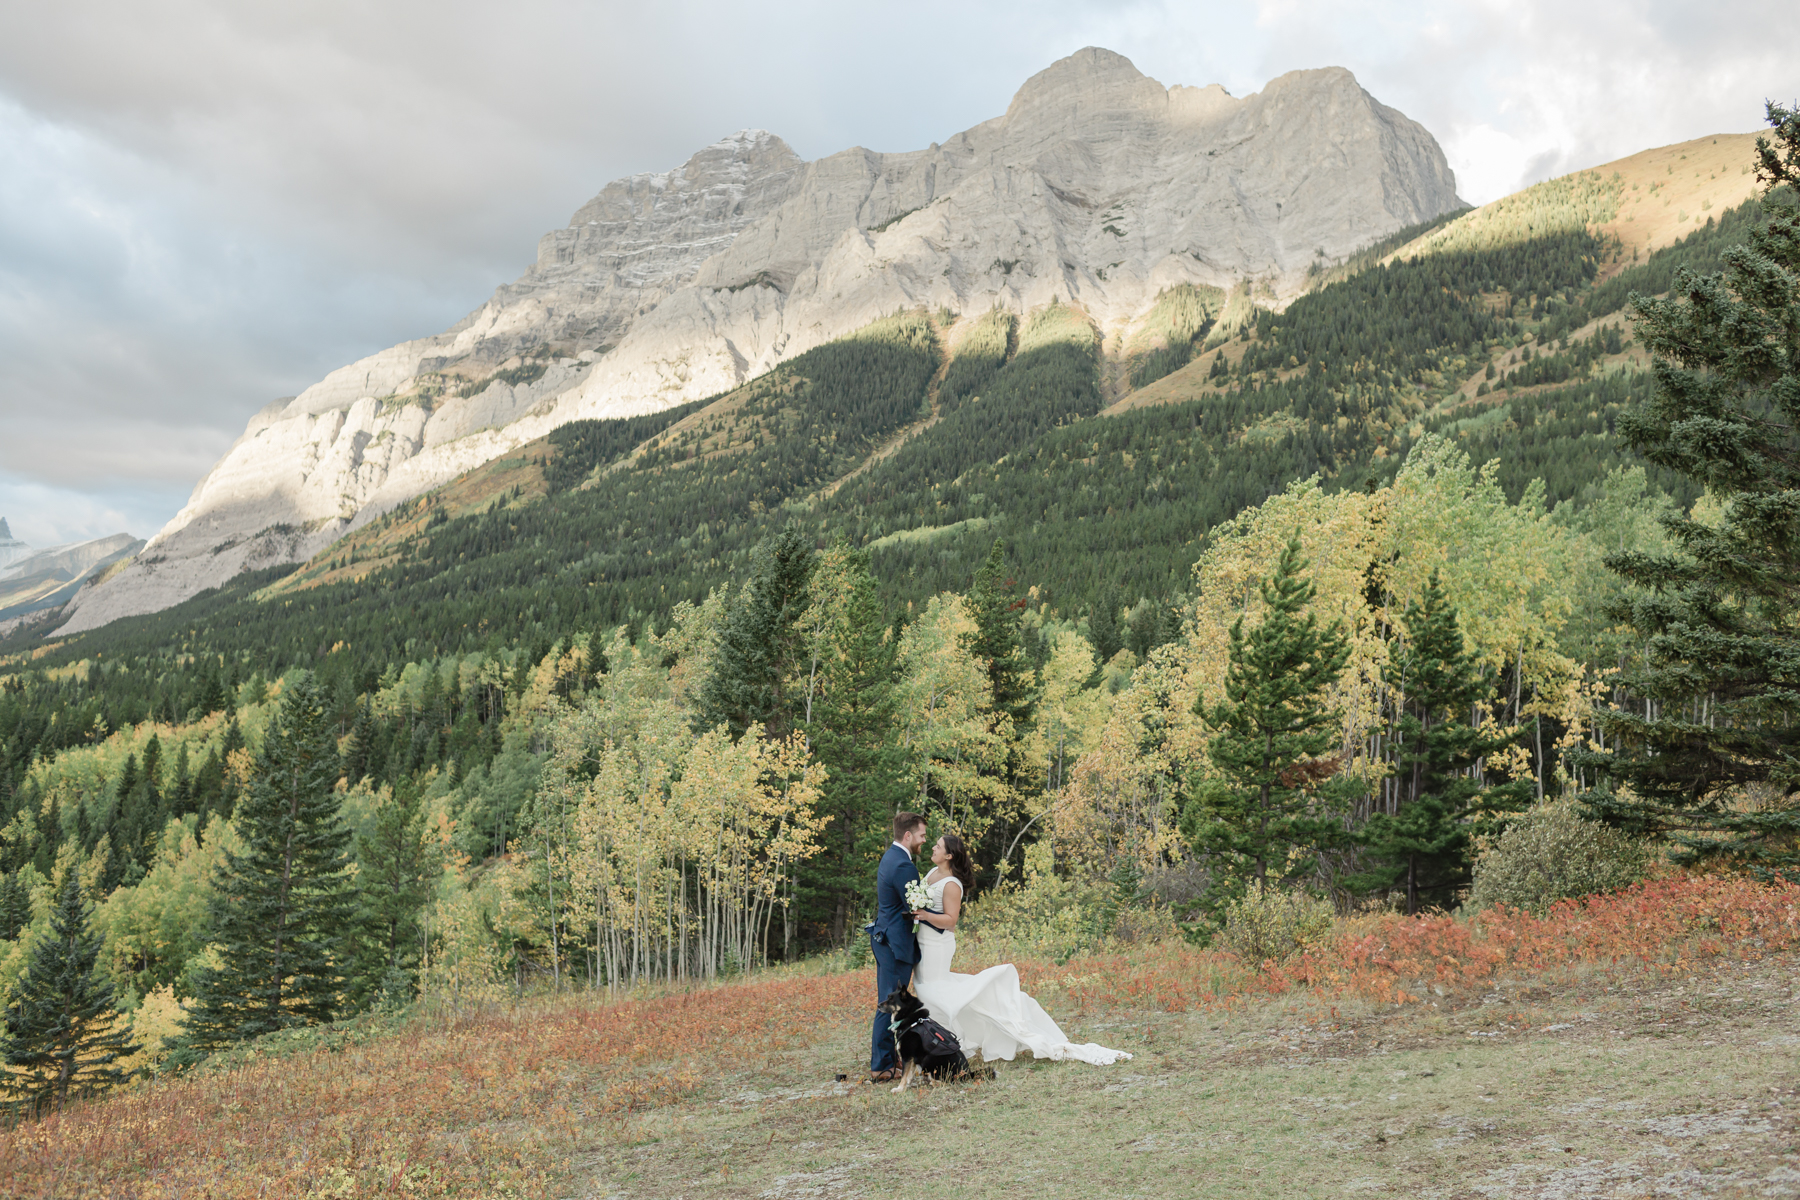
[868,842,921,1072]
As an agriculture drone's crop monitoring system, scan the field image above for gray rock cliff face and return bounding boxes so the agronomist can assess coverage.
[58,49,1461,635]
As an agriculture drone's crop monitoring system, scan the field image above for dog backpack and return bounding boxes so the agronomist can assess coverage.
[912,1017,962,1058]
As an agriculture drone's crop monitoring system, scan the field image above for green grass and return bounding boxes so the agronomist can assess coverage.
[568,952,1800,1198]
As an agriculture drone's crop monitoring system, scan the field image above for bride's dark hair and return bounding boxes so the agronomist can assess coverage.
[942,833,975,897]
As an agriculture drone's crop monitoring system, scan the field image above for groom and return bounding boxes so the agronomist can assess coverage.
[868,811,928,1081]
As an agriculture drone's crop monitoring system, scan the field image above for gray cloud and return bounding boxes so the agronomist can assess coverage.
[0,0,1794,546]
[1232,0,1798,202]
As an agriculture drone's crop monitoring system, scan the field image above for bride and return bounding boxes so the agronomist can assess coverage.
[909,834,1132,1066]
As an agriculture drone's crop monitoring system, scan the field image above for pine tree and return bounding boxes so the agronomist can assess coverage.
[965,540,1033,729]
[700,522,816,739]
[1088,588,1124,663]
[171,743,194,819]
[197,666,229,717]
[74,800,93,853]
[342,699,374,786]
[31,793,57,878]
[1352,573,1531,912]
[170,678,353,1066]
[140,735,163,813]
[192,748,224,826]
[216,716,246,819]
[1126,597,1175,660]
[799,542,908,946]
[0,871,139,1115]
[960,539,1037,881]
[113,753,139,818]
[1182,537,1353,903]
[347,778,436,1011]
[106,739,155,880]
[0,872,29,940]
[1581,106,1800,876]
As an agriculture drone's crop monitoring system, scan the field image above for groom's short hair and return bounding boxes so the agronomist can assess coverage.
[893,811,927,842]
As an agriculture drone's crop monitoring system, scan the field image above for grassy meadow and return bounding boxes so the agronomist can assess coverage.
[5,874,1796,1199]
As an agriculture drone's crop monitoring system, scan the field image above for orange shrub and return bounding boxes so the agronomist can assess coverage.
[1013,874,1800,1014]
[0,972,871,1200]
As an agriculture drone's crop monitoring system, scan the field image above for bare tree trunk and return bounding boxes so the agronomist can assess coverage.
[547,851,560,994]
[1534,707,1545,801]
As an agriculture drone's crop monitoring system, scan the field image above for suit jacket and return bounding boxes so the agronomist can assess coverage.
[871,843,922,964]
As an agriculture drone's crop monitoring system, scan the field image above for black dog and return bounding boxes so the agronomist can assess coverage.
[877,985,992,1092]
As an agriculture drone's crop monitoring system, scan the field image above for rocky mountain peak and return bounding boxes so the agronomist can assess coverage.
[424,128,806,371]
[55,49,1466,637]
[565,129,802,233]
[0,518,12,540]
[1001,47,1167,129]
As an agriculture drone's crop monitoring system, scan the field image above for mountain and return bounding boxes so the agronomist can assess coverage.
[57,48,1462,636]
[0,519,29,572]
[14,122,1768,676]
[0,531,144,629]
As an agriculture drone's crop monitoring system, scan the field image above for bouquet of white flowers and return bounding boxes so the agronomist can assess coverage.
[904,877,934,925]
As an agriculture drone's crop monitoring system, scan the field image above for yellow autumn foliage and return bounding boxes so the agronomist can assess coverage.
[893,593,1011,842]
[1053,436,1583,875]
[530,641,828,990]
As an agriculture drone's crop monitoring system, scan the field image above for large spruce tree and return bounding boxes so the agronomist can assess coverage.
[171,678,354,1065]
[961,539,1038,882]
[1580,105,1800,876]
[347,777,436,1010]
[1183,537,1353,903]
[700,522,816,739]
[1353,573,1531,912]
[1088,588,1125,662]
[799,541,908,945]
[0,871,139,1115]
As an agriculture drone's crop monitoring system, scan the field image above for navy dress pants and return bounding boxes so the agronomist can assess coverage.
[869,936,915,1072]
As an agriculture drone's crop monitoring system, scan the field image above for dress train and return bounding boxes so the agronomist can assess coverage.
[910,892,1131,1066]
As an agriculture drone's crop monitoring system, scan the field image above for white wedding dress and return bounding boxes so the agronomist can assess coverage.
[912,875,1132,1066]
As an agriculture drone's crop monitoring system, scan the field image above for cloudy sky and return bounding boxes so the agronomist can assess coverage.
[1,0,1794,547]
